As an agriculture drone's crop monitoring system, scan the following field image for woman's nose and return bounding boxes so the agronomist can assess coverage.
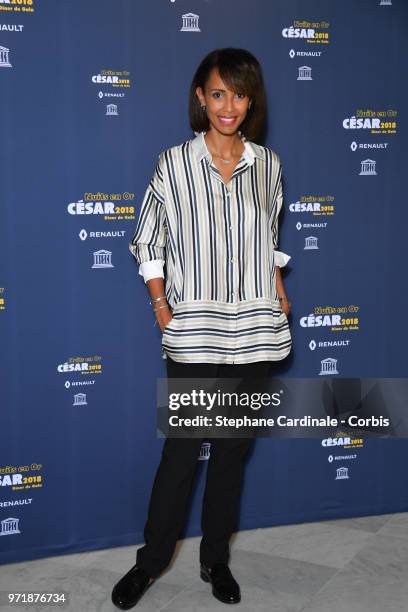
[222,96,236,112]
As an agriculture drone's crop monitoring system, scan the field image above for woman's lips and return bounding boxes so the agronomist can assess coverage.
[218,116,237,125]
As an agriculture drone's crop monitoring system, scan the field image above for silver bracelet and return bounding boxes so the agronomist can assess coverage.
[153,304,169,312]
[150,295,167,304]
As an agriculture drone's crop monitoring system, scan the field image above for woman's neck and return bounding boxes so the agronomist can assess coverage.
[204,129,244,160]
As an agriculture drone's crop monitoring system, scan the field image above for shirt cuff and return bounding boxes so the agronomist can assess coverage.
[274,250,291,268]
[138,259,165,283]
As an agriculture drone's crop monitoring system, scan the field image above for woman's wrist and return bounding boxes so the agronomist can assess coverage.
[154,306,172,330]
[153,303,169,313]
[278,295,291,314]
[150,295,167,306]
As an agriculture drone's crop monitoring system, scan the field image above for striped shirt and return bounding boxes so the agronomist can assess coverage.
[129,130,292,364]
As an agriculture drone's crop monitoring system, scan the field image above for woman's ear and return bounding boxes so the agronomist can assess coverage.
[195,86,205,107]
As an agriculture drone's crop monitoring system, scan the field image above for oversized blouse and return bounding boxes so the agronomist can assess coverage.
[129,130,292,364]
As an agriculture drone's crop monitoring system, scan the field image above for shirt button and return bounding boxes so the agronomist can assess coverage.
[226,192,231,198]
[230,257,236,263]
[229,225,233,230]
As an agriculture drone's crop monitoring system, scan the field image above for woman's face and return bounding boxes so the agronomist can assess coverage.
[196,68,251,136]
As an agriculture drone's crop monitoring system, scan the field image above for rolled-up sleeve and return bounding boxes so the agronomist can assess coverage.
[271,162,291,268]
[129,153,167,281]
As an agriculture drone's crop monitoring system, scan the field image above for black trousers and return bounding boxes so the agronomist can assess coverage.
[135,355,273,578]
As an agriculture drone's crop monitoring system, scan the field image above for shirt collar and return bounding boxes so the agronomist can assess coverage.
[191,130,264,166]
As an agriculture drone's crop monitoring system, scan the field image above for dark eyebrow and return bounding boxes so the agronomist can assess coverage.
[210,88,245,94]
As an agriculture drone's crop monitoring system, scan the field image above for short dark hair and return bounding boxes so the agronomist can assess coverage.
[189,47,267,142]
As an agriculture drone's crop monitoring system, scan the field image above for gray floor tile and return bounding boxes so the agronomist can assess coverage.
[376,512,408,540]
[232,521,373,568]
[299,532,408,612]
[229,548,335,598]
[0,559,77,590]
[160,582,307,612]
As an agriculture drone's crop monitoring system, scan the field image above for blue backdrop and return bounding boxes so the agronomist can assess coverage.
[1,0,407,564]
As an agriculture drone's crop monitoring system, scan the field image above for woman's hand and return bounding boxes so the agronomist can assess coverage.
[156,306,173,332]
[281,298,291,317]
[275,266,291,317]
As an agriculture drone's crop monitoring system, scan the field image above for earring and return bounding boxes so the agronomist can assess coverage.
[201,105,206,111]
[248,101,252,109]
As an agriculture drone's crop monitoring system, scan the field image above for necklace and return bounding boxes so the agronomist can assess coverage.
[212,154,232,164]
[207,136,244,164]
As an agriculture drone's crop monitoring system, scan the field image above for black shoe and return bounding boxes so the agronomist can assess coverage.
[200,562,241,604]
[111,564,154,610]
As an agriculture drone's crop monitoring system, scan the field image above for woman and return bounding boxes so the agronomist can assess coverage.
[112,47,292,610]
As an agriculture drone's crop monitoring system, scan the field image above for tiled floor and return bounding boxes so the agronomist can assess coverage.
[1,512,407,612]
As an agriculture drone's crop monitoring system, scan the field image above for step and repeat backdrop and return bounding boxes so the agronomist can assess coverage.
[1,0,407,564]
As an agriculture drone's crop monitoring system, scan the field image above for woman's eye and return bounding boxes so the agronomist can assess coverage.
[211,92,246,99]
